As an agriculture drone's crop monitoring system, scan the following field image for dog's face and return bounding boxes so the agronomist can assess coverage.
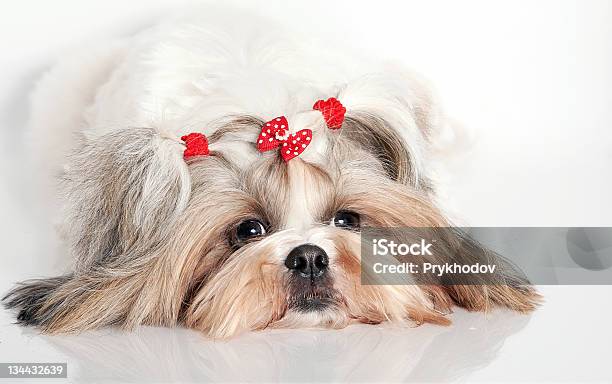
[175,114,456,337]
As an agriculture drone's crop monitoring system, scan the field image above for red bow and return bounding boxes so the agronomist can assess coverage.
[181,133,209,159]
[313,97,346,129]
[257,116,313,162]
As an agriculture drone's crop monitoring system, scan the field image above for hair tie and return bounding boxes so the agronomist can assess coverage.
[313,97,346,129]
[181,133,209,159]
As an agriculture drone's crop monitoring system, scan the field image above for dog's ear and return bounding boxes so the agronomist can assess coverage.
[2,258,181,332]
[63,128,191,271]
[2,276,71,327]
[2,129,192,332]
[338,70,442,188]
[421,228,542,313]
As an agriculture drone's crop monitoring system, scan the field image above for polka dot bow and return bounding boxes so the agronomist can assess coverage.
[256,98,345,162]
[256,116,312,162]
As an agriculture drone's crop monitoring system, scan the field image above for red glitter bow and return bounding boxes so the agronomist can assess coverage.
[256,116,312,162]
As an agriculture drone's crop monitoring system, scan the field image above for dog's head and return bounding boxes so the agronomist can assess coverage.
[172,93,447,336]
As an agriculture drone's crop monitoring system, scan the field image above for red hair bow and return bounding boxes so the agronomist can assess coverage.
[256,116,312,162]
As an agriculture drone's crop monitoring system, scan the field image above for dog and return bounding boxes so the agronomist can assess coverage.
[3,10,539,338]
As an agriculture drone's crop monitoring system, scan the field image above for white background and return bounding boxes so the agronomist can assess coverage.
[0,1,611,383]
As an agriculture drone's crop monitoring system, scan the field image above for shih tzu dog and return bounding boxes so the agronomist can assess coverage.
[3,10,539,338]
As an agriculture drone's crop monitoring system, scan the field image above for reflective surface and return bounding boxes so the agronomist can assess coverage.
[2,308,530,383]
[2,287,611,383]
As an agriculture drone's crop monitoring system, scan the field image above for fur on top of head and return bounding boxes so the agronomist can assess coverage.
[4,10,539,338]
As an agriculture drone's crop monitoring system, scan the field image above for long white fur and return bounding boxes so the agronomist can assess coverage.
[27,9,439,206]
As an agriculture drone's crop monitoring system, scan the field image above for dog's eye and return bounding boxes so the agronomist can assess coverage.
[235,219,267,243]
[331,210,360,229]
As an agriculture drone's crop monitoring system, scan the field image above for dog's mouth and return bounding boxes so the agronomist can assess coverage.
[288,288,340,313]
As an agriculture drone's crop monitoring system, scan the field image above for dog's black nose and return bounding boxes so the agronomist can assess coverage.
[285,244,329,279]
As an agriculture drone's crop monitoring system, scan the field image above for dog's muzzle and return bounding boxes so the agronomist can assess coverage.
[285,244,337,312]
